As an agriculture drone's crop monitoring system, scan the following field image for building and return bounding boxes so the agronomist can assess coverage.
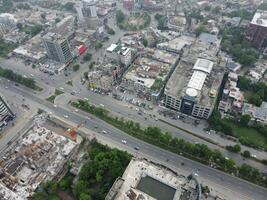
[42,33,72,63]
[246,10,267,48]
[106,158,201,200]
[163,58,224,119]
[218,72,244,113]
[0,96,15,130]
[242,102,267,124]
[0,13,17,37]
[0,124,79,199]
[76,0,98,23]
[123,0,135,10]
[106,44,134,67]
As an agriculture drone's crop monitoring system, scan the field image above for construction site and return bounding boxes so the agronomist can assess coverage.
[0,114,82,200]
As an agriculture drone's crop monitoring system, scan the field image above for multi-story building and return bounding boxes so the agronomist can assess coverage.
[163,33,224,119]
[0,13,17,37]
[218,72,244,113]
[76,0,97,23]
[42,32,73,64]
[0,96,15,129]
[246,10,267,48]
[106,44,134,67]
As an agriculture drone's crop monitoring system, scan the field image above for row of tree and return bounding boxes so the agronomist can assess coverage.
[0,67,39,90]
[72,100,267,188]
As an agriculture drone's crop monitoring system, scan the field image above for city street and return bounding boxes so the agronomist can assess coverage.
[0,82,267,200]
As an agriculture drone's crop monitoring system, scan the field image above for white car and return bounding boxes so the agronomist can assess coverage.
[53,104,57,108]
[63,115,69,119]
[75,109,79,112]
[102,130,107,134]
[251,154,257,158]
[121,139,127,144]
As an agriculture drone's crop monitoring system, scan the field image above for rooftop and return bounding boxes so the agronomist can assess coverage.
[112,158,187,200]
[165,57,224,107]
[251,10,267,28]
[0,124,78,199]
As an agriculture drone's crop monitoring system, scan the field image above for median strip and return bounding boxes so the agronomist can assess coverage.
[71,99,267,188]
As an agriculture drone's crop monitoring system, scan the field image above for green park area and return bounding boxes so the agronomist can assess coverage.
[223,120,267,150]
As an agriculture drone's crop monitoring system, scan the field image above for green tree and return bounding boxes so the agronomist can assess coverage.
[73,64,80,72]
[250,94,262,106]
[116,10,125,23]
[79,193,92,200]
[83,53,92,61]
[195,25,208,36]
[142,38,148,47]
[240,114,251,126]
[242,150,251,158]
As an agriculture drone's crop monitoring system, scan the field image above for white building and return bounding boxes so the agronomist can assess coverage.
[76,0,97,23]
[0,13,17,36]
[106,44,133,67]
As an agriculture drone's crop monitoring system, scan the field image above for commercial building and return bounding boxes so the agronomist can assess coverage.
[0,96,15,130]
[76,0,98,23]
[42,16,75,64]
[0,13,17,37]
[42,33,72,63]
[106,158,201,200]
[163,58,224,119]
[106,43,134,67]
[162,33,223,119]
[246,10,267,48]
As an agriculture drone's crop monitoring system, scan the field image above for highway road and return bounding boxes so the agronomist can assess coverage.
[1,75,266,171]
[1,80,267,200]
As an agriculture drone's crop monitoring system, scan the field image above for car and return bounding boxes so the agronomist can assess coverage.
[75,109,79,112]
[94,125,98,128]
[99,104,105,107]
[63,115,69,118]
[251,154,257,158]
[53,104,57,108]
[84,98,89,101]
[134,146,139,150]
[121,139,127,144]
[102,130,107,134]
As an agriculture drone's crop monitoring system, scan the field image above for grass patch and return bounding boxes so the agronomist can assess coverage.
[223,120,267,150]
[46,89,64,103]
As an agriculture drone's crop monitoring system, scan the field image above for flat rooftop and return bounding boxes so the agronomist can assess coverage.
[165,58,224,107]
[113,158,187,200]
[124,56,173,89]
[251,10,267,28]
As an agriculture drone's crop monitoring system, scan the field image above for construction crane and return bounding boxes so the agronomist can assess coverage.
[65,122,85,142]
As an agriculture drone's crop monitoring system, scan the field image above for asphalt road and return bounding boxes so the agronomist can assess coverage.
[1,81,267,200]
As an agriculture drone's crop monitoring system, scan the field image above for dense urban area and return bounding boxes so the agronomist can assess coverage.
[0,0,267,200]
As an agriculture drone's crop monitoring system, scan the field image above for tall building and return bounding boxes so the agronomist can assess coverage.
[42,32,73,63]
[0,96,15,129]
[246,10,267,48]
[0,13,17,37]
[76,0,97,23]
